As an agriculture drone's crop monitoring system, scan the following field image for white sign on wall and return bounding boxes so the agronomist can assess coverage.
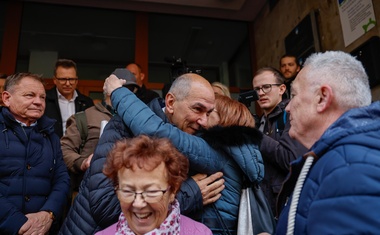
[337,0,376,47]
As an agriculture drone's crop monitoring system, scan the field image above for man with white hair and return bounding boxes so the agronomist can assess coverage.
[276,51,380,234]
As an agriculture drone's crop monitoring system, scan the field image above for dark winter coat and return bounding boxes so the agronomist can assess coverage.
[134,84,160,104]
[257,99,307,215]
[0,107,70,234]
[276,101,380,234]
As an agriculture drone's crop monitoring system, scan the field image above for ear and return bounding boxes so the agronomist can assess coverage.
[140,72,145,82]
[316,85,333,113]
[168,192,176,203]
[53,78,58,86]
[279,84,286,95]
[296,66,301,73]
[2,91,11,107]
[165,92,175,114]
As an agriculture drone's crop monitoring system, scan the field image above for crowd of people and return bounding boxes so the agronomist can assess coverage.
[0,50,379,235]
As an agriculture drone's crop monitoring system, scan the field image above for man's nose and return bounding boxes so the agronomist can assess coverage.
[34,97,44,104]
[197,113,208,128]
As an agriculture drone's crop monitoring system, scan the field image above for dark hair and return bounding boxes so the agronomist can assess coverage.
[280,54,300,67]
[4,72,44,92]
[54,59,77,76]
[254,67,285,84]
[103,135,189,195]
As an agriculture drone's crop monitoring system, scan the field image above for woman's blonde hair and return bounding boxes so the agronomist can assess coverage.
[211,82,231,98]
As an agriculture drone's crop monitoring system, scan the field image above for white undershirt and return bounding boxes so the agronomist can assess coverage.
[57,88,78,134]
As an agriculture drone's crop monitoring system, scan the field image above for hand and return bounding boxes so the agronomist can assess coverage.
[80,153,93,171]
[103,74,125,95]
[18,211,52,235]
[192,172,225,205]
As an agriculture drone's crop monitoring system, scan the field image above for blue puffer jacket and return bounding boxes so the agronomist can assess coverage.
[59,98,204,235]
[276,101,380,234]
[0,107,70,235]
[111,87,265,234]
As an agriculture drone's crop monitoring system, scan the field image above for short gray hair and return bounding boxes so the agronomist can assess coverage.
[303,51,371,109]
[167,74,193,101]
[4,73,44,93]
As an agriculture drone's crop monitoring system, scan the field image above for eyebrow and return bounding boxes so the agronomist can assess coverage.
[119,183,157,189]
[191,102,214,112]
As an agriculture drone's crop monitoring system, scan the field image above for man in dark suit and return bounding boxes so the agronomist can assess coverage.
[45,59,94,138]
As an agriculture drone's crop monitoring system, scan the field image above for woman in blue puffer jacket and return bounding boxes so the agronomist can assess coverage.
[105,77,264,235]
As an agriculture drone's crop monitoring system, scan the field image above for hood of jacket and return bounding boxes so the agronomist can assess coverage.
[198,125,264,183]
[312,101,380,157]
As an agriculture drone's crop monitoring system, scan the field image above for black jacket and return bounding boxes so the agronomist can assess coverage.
[45,87,94,138]
[134,84,160,104]
[0,107,70,234]
[257,99,307,215]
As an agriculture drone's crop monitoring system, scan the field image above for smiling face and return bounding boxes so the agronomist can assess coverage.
[2,76,46,126]
[252,70,285,116]
[117,162,175,235]
[166,78,215,134]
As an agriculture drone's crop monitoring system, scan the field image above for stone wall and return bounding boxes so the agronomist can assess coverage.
[252,0,380,100]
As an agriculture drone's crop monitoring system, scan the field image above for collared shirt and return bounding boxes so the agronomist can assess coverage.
[15,118,37,127]
[57,88,78,134]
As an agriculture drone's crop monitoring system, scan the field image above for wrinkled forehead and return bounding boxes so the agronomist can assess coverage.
[188,86,215,107]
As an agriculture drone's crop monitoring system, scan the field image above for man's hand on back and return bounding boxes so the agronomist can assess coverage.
[192,172,225,205]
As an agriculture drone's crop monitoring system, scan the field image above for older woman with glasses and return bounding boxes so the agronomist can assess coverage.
[95,135,212,235]
[104,76,265,234]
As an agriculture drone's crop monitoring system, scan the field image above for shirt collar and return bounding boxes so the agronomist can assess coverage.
[15,118,37,127]
[56,88,78,101]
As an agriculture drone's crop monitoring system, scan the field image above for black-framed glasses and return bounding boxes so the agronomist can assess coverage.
[116,186,170,203]
[56,78,78,85]
[253,84,282,94]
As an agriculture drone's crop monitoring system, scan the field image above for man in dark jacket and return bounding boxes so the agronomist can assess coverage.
[279,54,300,100]
[276,51,380,234]
[0,73,69,234]
[252,67,307,215]
[45,59,94,138]
[126,63,160,102]
[59,71,224,235]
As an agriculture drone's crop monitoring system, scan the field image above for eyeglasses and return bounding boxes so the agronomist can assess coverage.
[253,84,282,94]
[56,78,78,85]
[116,186,170,203]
